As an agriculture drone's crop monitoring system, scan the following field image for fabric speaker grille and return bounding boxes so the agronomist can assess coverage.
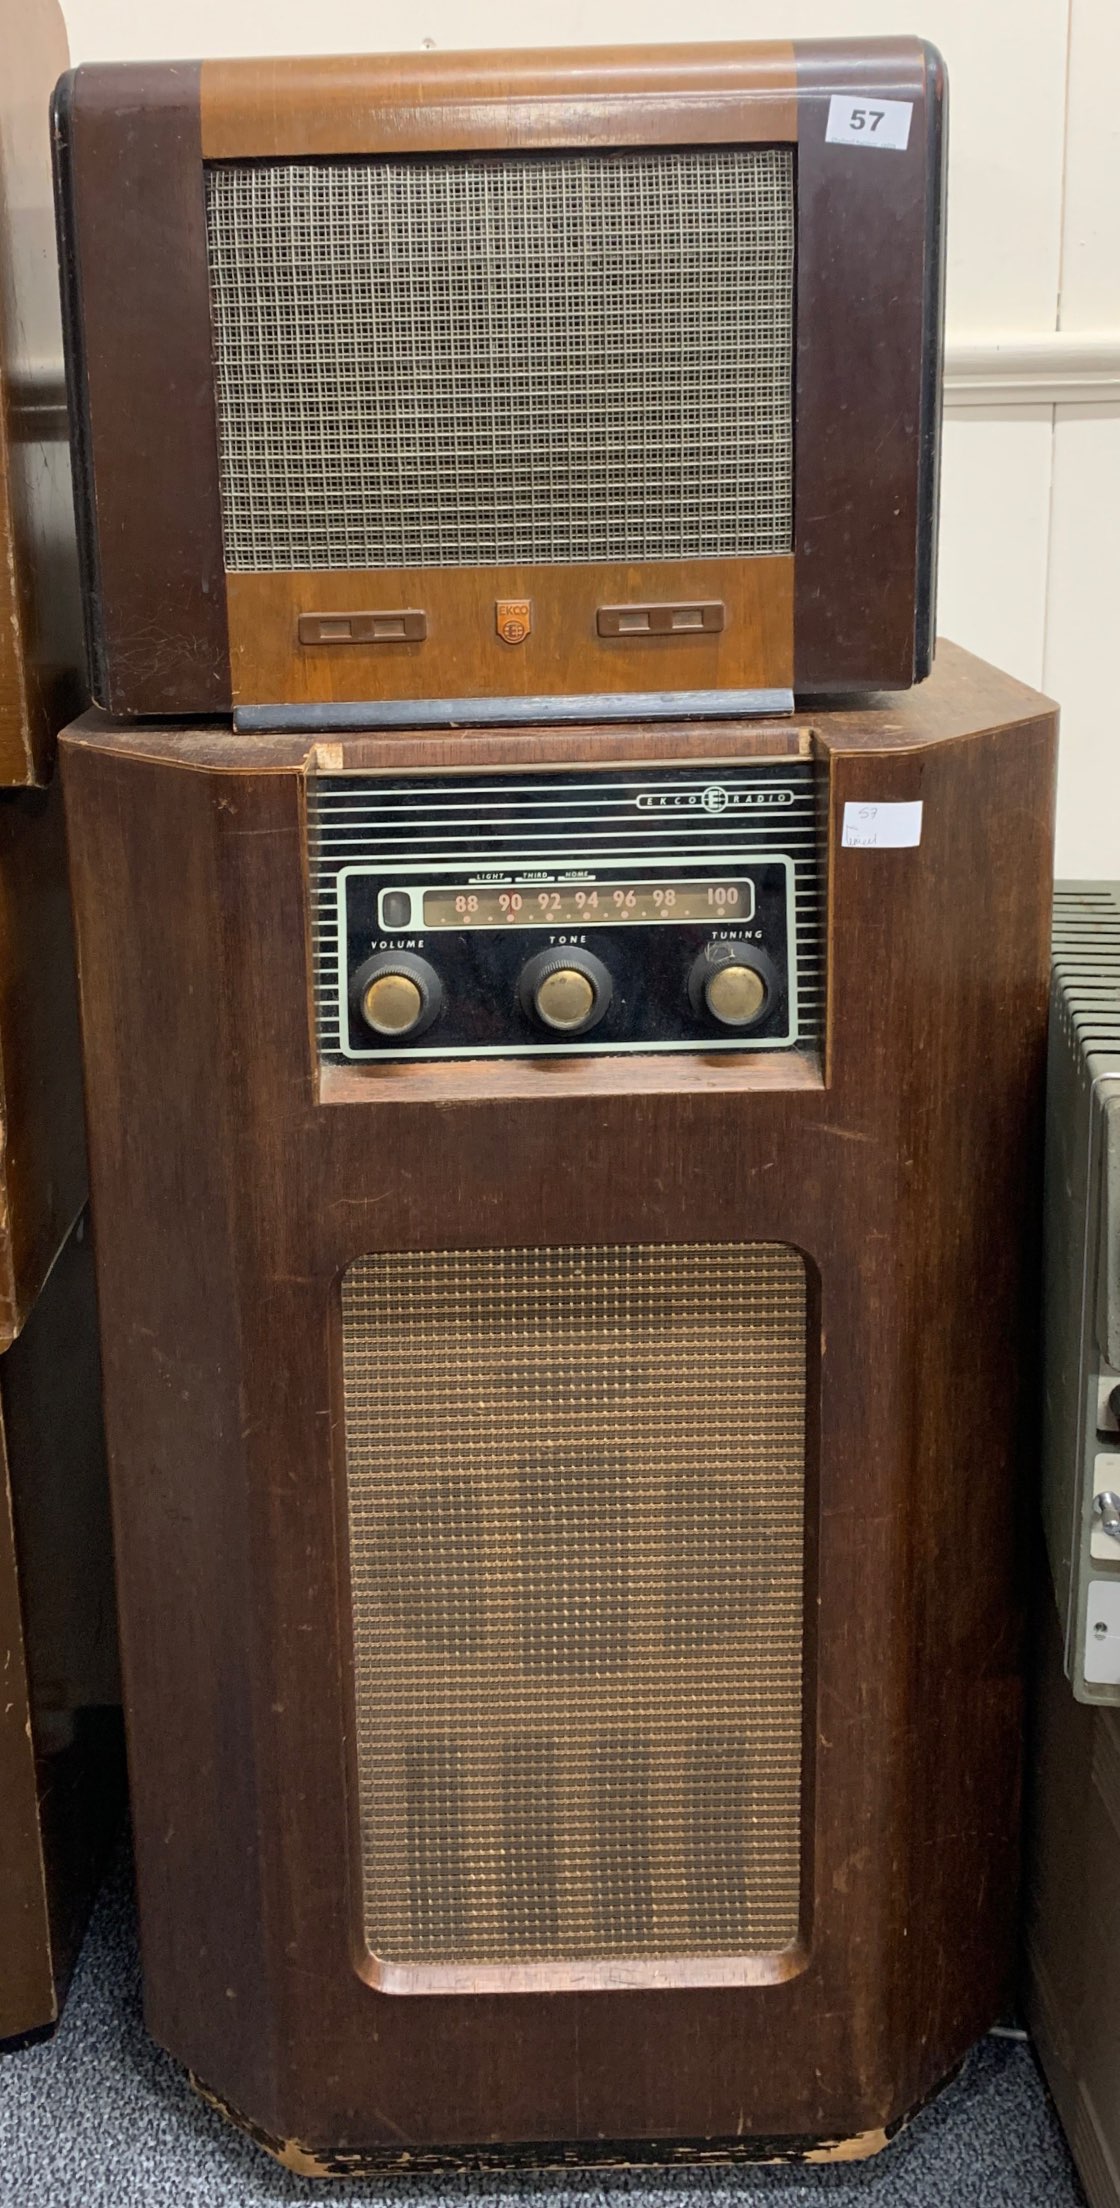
[205,149,795,573]
[340,1240,807,1990]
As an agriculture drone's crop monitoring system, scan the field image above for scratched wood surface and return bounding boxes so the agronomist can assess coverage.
[56,35,942,715]
[61,642,1055,2158]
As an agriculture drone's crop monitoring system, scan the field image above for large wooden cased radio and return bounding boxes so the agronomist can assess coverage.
[52,39,945,726]
[60,642,1054,2168]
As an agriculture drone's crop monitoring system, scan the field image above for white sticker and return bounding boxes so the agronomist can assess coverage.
[825,94,913,151]
[1084,1582,1120,1687]
[842,800,923,850]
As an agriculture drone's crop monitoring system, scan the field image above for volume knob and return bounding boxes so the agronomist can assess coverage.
[352,950,443,1040]
[519,948,612,1036]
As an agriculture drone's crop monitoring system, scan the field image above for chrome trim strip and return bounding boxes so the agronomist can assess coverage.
[237,688,795,732]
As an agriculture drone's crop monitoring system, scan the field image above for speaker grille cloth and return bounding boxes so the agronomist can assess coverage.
[341,1242,805,1981]
[205,149,795,572]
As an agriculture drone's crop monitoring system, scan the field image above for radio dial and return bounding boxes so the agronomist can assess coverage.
[689,944,771,1029]
[353,950,443,1040]
[519,948,612,1036]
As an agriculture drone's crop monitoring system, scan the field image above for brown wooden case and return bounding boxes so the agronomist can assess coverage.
[52,39,946,724]
[60,640,1054,2169]
[0,0,122,2050]
[0,1211,123,2044]
[0,777,89,1346]
[0,0,89,1340]
[0,758,123,2053]
[1,0,84,783]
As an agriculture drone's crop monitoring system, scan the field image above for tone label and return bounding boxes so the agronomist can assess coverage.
[841,800,923,850]
[825,95,914,151]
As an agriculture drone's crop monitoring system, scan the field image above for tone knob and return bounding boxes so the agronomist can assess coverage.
[688,944,772,1029]
[352,950,443,1040]
[519,947,612,1036]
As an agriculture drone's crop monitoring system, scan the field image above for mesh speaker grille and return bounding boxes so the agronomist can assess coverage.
[341,1241,806,1987]
[205,149,795,573]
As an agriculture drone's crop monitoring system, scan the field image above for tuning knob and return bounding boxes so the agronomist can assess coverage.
[688,944,772,1029]
[519,947,612,1035]
[352,950,443,1040]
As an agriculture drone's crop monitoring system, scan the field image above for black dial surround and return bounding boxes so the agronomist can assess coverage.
[337,843,798,1060]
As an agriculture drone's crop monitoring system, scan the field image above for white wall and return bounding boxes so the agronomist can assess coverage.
[59,0,1120,877]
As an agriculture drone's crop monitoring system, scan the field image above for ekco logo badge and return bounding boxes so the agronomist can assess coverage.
[495,600,532,645]
[635,784,794,812]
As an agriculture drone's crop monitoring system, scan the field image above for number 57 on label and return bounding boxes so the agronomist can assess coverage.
[825,94,913,151]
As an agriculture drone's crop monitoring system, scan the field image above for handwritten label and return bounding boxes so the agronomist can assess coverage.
[825,95,913,151]
[842,800,923,850]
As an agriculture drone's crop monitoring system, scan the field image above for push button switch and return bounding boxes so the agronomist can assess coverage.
[597,601,725,638]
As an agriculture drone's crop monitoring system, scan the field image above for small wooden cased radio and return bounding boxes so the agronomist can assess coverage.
[61,643,1054,2168]
[53,39,945,726]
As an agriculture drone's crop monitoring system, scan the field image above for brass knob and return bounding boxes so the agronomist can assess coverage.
[705,962,767,1028]
[361,971,423,1036]
[687,946,771,1030]
[535,967,596,1031]
[352,950,443,1043]
[519,948,612,1037]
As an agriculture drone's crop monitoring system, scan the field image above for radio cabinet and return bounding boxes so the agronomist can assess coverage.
[61,641,1054,2165]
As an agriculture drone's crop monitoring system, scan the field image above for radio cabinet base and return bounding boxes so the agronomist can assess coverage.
[61,641,1056,2160]
[191,2069,969,2177]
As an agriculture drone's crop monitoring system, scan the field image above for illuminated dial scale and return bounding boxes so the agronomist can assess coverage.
[340,855,797,1059]
[382,880,754,930]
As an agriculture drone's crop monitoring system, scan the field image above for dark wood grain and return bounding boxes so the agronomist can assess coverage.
[0,0,83,782]
[321,1049,823,1109]
[58,712,816,776]
[62,642,1056,2157]
[0,1216,125,2044]
[0,775,88,1346]
[54,64,229,714]
[793,38,946,692]
[59,752,274,2110]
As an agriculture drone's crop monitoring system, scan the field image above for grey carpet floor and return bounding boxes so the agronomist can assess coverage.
[0,1845,1087,2208]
